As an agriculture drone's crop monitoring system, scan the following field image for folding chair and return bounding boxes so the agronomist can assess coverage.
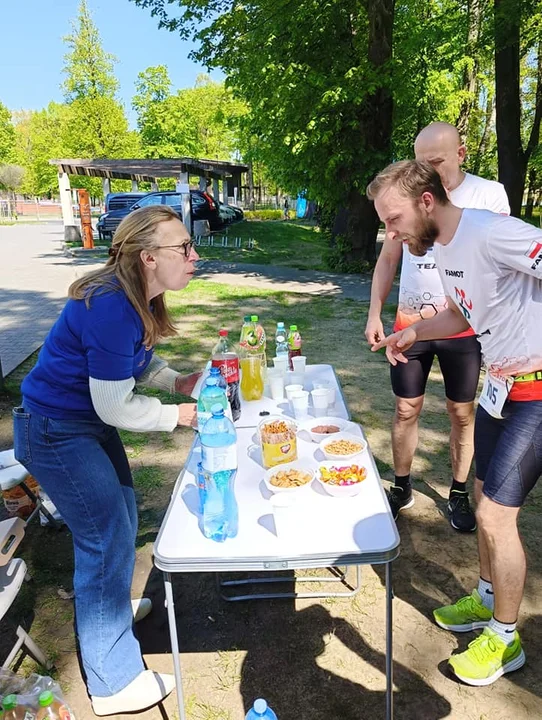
[0,517,52,670]
[0,450,60,529]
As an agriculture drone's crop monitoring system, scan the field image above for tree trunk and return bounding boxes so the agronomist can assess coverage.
[343,0,394,265]
[473,90,495,175]
[524,168,538,219]
[494,0,525,216]
[457,0,483,138]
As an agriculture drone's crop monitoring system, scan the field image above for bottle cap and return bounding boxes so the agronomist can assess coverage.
[290,324,297,331]
[2,695,17,710]
[38,691,55,707]
[210,404,225,416]
[254,699,268,714]
[219,329,228,336]
[205,378,218,386]
[243,315,251,322]
[250,315,259,322]
[209,367,220,374]
[277,321,285,328]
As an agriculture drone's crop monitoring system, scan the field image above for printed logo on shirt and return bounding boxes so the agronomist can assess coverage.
[454,286,473,320]
[530,252,542,271]
[445,269,464,278]
[525,241,542,259]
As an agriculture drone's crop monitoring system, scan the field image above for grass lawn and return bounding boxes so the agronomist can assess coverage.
[2,279,542,718]
[197,219,329,271]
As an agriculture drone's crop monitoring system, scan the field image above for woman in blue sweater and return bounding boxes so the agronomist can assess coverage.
[14,205,200,715]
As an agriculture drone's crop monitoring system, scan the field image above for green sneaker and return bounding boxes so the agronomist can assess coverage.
[448,627,525,686]
[433,589,492,632]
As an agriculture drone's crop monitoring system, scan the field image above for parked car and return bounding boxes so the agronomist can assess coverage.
[217,202,244,226]
[97,190,221,239]
[104,192,146,213]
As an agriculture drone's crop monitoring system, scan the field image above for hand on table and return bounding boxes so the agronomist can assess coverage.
[371,327,417,366]
[177,403,197,428]
[175,372,202,397]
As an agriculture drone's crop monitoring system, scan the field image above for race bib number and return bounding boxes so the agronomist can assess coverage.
[479,372,512,419]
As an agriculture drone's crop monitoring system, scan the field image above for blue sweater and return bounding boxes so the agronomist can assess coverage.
[22,285,153,420]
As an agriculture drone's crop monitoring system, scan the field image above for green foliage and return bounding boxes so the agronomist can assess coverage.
[243,209,283,220]
[62,0,119,102]
[0,101,15,162]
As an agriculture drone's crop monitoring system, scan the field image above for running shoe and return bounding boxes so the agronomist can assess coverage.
[448,490,476,532]
[448,627,525,686]
[433,589,492,632]
[387,484,414,520]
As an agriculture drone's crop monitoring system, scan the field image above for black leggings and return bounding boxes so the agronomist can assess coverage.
[390,335,482,403]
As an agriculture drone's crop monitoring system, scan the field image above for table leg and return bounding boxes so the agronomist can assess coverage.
[164,572,187,720]
[385,561,393,720]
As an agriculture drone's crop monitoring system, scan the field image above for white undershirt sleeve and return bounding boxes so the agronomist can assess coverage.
[89,376,178,432]
[135,354,180,394]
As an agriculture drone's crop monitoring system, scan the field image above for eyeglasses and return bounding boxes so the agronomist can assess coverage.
[158,239,197,258]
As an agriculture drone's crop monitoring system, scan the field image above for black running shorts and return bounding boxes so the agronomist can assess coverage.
[390,335,482,403]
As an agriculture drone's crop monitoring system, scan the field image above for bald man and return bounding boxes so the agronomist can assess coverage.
[365,122,509,530]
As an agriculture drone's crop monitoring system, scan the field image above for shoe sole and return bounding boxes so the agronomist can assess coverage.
[434,617,490,632]
[392,496,415,520]
[449,648,526,686]
[447,503,477,533]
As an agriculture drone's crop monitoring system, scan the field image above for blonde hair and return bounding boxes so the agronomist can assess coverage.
[366,160,449,205]
[69,205,181,347]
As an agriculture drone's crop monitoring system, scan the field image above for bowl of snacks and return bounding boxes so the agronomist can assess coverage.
[316,461,368,497]
[319,432,367,461]
[304,416,350,443]
[258,416,298,469]
[263,460,316,494]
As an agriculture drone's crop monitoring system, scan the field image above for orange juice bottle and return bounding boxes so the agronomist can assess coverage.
[240,356,264,401]
[35,692,72,720]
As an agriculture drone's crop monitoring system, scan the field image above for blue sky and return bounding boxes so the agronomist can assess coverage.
[0,0,222,126]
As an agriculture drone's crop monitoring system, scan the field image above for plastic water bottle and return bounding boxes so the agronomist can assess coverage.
[197,377,228,433]
[245,698,278,720]
[200,405,238,541]
[275,322,288,357]
[208,365,227,391]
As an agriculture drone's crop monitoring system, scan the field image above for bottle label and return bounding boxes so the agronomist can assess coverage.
[212,357,239,384]
[202,443,238,474]
[246,325,266,355]
[288,332,302,349]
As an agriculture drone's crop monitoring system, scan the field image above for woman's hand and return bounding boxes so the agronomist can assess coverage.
[371,327,417,366]
[177,403,197,428]
[175,372,202,397]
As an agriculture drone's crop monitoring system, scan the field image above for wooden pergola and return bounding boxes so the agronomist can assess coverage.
[50,157,249,239]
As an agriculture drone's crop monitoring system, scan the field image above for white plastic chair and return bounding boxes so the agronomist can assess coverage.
[0,450,60,529]
[0,517,52,670]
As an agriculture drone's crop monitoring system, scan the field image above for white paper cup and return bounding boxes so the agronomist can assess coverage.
[272,356,289,375]
[291,355,306,374]
[270,493,296,539]
[269,374,285,401]
[311,388,329,411]
[285,383,303,405]
[291,390,310,419]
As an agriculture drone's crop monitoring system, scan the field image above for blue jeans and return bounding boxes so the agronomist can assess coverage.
[13,404,145,696]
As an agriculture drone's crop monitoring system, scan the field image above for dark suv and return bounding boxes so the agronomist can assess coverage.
[97,190,222,239]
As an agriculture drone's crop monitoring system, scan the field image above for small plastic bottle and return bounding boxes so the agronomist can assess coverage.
[36,691,73,720]
[274,322,288,358]
[245,698,278,720]
[287,324,302,370]
[1,694,36,720]
[197,377,229,433]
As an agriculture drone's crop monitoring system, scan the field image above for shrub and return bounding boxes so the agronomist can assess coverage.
[244,209,283,221]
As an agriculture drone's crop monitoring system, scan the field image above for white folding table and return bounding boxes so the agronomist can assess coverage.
[154,364,400,720]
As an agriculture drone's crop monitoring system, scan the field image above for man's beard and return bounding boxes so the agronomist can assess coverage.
[404,215,439,257]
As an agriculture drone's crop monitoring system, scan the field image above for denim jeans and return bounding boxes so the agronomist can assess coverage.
[13,404,145,696]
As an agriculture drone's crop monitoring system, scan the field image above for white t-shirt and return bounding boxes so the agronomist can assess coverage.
[434,208,542,376]
[395,173,510,331]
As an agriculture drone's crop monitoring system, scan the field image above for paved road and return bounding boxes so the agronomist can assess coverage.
[0,222,102,376]
[0,223,397,376]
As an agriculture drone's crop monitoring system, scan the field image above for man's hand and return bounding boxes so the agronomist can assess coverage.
[365,314,386,344]
[371,327,417,366]
[175,372,202,397]
[177,402,197,428]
